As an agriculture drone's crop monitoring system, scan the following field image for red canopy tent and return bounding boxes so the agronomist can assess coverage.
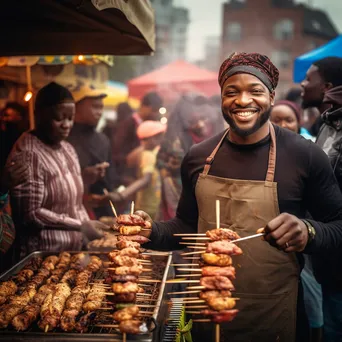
[128,60,220,101]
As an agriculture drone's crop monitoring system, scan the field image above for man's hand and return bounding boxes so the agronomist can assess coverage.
[134,210,153,239]
[82,162,109,185]
[264,213,308,252]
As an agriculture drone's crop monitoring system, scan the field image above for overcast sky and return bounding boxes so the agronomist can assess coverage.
[174,0,342,62]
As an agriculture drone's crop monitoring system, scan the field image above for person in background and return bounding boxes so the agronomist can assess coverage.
[96,121,166,220]
[270,100,314,140]
[103,102,134,147]
[5,82,104,259]
[157,94,224,221]
[270,100,322,342]
[0,102,28,174]
[67,85,120,219]
[302,56,342,342]
[111,92,163,185]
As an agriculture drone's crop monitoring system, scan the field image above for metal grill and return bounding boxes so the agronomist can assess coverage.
[0,251,173,342]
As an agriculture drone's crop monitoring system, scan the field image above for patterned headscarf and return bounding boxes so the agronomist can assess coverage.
[218,52,279,92]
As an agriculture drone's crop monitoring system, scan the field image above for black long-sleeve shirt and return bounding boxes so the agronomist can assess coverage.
[149,124,342,289]
[68,123,120,217]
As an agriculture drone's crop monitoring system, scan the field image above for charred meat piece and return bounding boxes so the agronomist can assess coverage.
[118,235,150,244]
[202,253,232,266]
[0,280,18,304]
[199,290,232,300]
[11,303,41,331]
[119,319,148,334]
[111,292,136,303]
[74,312,97,333]
[108,265,143,276]
[116,240,141,250]
[206,240,243,255]
[201,266,236,279]
[76,270,92,287]
[116,214,146,226]
[205,297,237,311]
[86,256,102,273]
[111,255,140,267]
[112,282,143,294]
[82,284,106,312]
[119,226,142,236]
[210,309,239,323]
[200,276,234,290]
[113,305,140,321]
[206,228,241,241]
[105,275,138,283]
[70,253,87,270]
[12,269,34,285]
[108,247,140,260]
[60,269,77,286]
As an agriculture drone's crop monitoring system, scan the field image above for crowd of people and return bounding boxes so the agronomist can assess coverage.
[0,53,342,341]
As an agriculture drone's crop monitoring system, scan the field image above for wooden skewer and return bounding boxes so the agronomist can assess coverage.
[106,268,152,272]
[185,305,208,309]
[179,242,206,246]
[216,200,220,229]
[96,324,119,328]
[181,237,211,240]
[136,293,153,296]
[103,189,118,218]
[187,246,206,250]
[216,323,220,342]
[181,300,205,304]
[171,297,201,301]
[171,263,199,266]
[177,268,202,272]
[123,332,127,342]
[183,257,201,260]
[186,311,204,314]
[168,290,201,295]
[139,279,161,283]
[45,325,49,333]
[176,274,201,277]
[166,279,200,284]
[131,201,134,215]
[181,250,205,256]
[192,319,211,322]
[187,286,206,290]
[174,233,206,236]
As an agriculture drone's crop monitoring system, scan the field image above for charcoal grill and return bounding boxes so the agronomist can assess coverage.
[0,250,175,342]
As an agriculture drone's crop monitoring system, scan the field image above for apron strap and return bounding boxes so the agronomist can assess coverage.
[265,122,277,183]
[202,122,277,182]
[203,129,229,176]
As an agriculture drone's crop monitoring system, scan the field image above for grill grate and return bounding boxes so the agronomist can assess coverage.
[0,251,171,341]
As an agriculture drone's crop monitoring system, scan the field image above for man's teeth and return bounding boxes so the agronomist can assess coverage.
[236,111,255,117]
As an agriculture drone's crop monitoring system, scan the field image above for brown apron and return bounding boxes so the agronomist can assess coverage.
[194,123,299,342]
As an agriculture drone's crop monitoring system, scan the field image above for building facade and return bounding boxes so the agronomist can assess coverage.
[221,0,338,96]
[136,0,189,75]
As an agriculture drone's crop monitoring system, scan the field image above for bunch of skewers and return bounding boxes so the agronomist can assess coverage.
[93,201,166,341]
[0,252,103,331]
[169,200,264,342]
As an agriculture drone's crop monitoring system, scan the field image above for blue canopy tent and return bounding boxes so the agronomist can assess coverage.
[293,35,342,83]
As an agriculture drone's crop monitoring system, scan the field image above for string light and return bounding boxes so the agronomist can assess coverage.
[159,107,167,115]
[77,55,85,61]
[160,117,168,125]
[24,91,33,102]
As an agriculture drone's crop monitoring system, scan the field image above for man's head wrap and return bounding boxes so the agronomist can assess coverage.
[35,82,74,110]
[218,52,279,92]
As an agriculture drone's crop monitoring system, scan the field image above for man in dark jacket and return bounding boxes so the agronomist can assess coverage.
[301,56,342,341]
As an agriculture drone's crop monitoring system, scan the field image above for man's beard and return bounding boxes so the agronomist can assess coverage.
[222,107,271,137]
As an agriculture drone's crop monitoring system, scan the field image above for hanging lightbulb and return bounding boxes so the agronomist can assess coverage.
[160,117,168,125]
[24,91,33,102]
[77,55,85,61]
[159,107,167,115]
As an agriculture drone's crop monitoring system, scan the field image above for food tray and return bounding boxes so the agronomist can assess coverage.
[0,250,175,342]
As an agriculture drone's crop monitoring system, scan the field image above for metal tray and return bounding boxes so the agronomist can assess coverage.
[0,250,175,342]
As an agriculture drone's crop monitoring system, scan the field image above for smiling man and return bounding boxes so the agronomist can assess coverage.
[133,52,342,341]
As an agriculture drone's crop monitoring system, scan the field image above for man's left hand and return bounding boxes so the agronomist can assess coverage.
[264,213,308,252]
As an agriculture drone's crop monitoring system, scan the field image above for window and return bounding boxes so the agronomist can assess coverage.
[226,22,242,41]
[273,19,294,40]
[271,50,291,69]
